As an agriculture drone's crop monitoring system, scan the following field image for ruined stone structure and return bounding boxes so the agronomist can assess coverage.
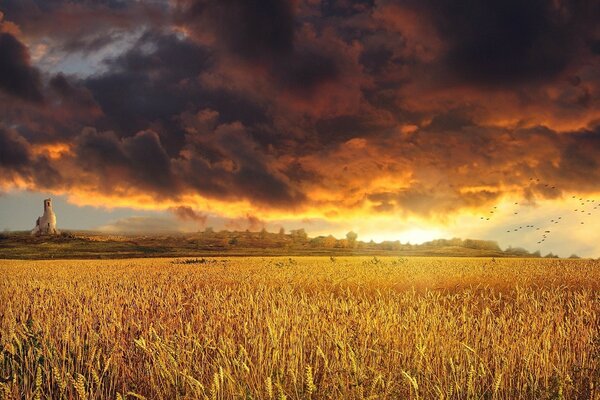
[31,198,59,235]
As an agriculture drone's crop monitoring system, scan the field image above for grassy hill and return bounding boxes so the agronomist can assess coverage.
[0,231,547,259]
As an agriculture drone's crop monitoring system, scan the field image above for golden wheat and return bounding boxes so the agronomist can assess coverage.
[0,257,598,399]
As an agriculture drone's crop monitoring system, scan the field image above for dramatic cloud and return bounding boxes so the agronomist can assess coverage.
[0,32,43,101]
[75,128,177,195]
[420,0,594,85]
[175,0,295,62]
[1,0,600,232]
[0,126,31,168]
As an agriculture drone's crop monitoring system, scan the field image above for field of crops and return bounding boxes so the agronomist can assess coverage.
[0,257,599,399]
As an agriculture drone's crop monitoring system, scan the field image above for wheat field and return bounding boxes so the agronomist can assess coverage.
[0,257,598,399]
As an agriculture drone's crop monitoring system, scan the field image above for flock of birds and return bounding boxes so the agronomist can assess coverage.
[479,178,598,245]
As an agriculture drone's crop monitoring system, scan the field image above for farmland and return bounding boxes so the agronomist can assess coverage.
[0,257,599,399]
[0,232,540,259]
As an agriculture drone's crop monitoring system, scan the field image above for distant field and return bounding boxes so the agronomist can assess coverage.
[0,257,599,399]
[0,232,534,259]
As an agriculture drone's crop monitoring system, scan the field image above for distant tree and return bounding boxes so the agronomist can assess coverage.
[204,227,214,235]
[346,231,358,248]
[278,227,285,236]
[260,227,268,239]
[310,236,325,247]
[568,254,581,259]
[323,235,337,248]
[544,252,559,258]
[290,229,308,242]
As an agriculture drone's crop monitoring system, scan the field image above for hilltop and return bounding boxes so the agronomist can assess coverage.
[0,230,567,260]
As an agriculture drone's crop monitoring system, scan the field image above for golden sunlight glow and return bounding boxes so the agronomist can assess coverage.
[375,228,447,244]
[31,143,73,160]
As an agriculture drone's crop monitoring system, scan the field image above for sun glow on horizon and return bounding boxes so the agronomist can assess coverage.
[355,227,449,245]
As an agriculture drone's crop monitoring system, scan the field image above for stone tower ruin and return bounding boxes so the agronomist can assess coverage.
[31,198,59,235]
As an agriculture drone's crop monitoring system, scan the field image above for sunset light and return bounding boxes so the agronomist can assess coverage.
[1,2,599,397]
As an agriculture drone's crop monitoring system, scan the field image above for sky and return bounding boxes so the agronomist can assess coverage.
[1,0,600,257]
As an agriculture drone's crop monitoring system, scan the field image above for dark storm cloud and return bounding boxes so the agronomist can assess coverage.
[0,33,43,102]
[413,0,599,86]
[77,34,210,157]
[320,0,375,18]
[275,48,340,93]
[49,74,99,111]
[177,121,306,207]
[0,126,30,168]
[554,128,600,186]
[75,129,127,167]
[75,128,177,195]
[1,0,600,219]
[122,130,175,191]
[175,0,345,96]
[83,31,272,154]
[591,40,600,55]
[214,126,304,206]
[66,119,305,208]
[176,0,295,61]
[315,113,394,146]
[85,32,212,137]
[0,125,65,190]
[427,108,476,132]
